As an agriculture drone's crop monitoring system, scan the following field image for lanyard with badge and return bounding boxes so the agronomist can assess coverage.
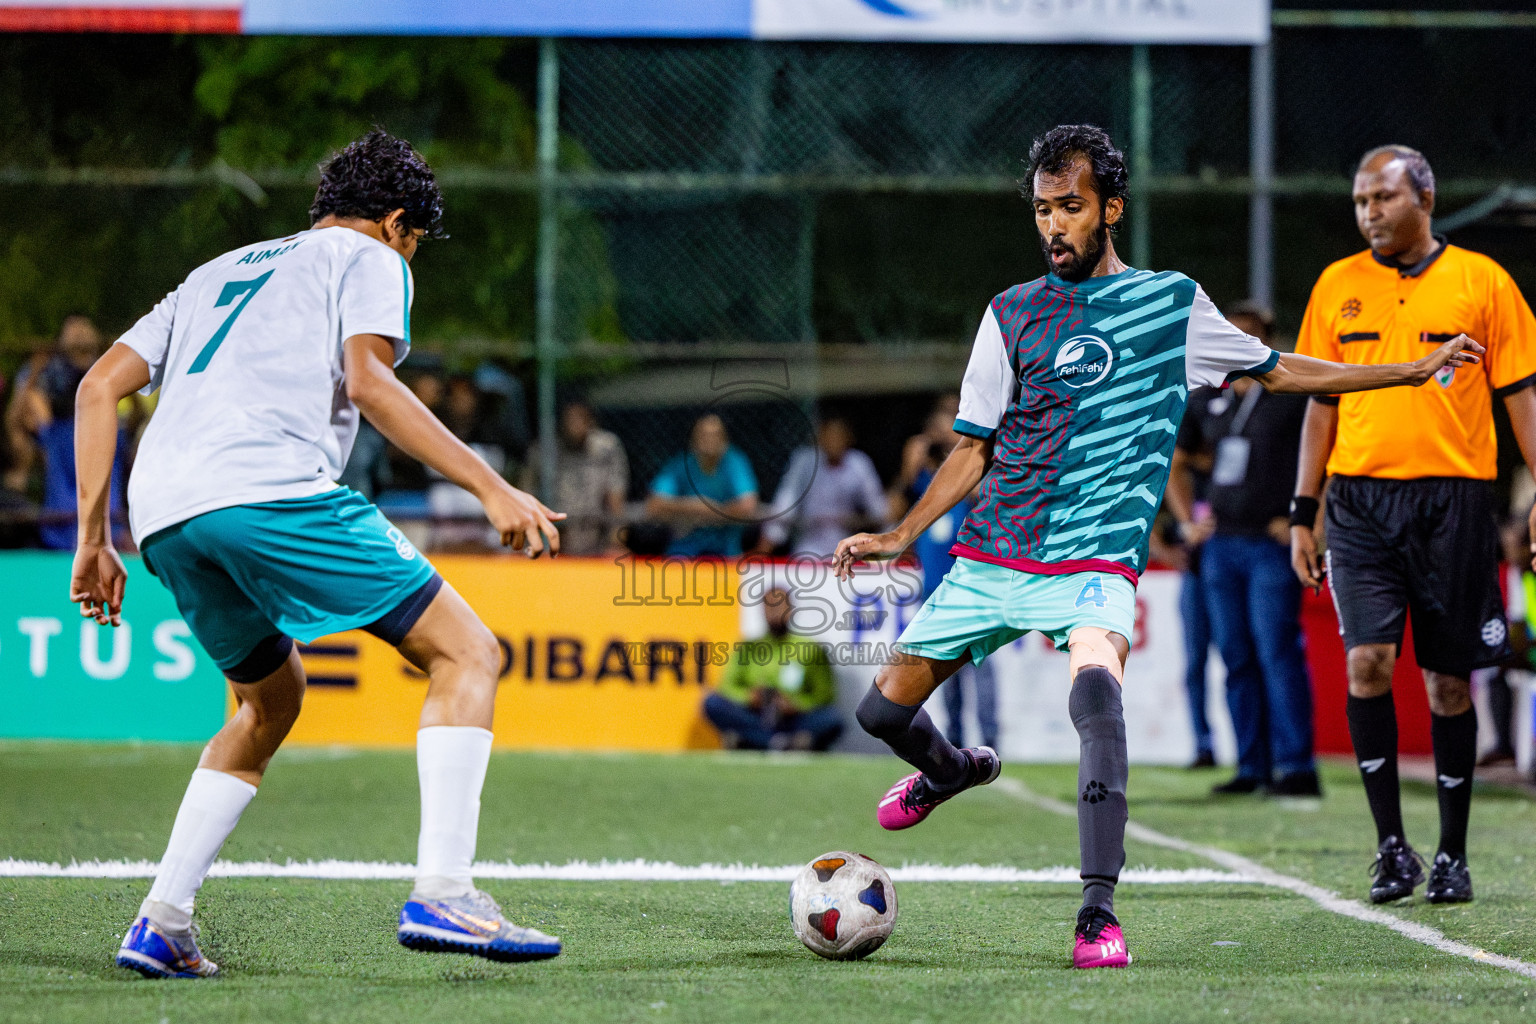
[1211,385,1262,487]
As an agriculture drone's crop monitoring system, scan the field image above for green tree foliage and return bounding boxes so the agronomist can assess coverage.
[0,36,620,370]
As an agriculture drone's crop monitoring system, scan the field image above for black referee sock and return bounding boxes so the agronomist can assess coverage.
[1430,708,1478,861]
[1346,693,1404,845]
[855,683,971,789]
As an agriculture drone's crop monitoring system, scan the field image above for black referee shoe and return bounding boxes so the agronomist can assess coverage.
[1426,852,1474,904]
[1368,836,1425,904]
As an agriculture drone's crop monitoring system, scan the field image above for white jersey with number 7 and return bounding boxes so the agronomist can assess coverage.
[117,226,413,545]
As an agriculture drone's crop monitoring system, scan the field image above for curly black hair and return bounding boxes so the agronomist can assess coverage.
[1024,124,1130,232]
[309,129,445,238]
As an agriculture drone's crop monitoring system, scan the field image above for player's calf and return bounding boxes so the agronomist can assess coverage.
[855,680,971,784]
[1071,665,1128,919]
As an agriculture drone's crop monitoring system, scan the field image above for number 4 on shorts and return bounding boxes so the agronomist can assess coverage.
[1075,576,1108,609]
[187,269,274,374]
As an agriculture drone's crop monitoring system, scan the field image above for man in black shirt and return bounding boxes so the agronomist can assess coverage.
[1168,305,1321,797]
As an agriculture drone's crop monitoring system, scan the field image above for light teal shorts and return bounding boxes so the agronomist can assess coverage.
[141,487,439,672]
[896,558,1136,664]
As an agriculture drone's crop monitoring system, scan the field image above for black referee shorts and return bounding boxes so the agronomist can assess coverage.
[1324,475,1509,678]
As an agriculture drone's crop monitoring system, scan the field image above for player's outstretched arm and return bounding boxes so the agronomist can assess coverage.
[832,434,988,580]
[71,344,152,626]
[1255,334,1483,395]
[343,334,565,557]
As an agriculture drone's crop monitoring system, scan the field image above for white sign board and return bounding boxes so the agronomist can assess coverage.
[753,0,1270,45]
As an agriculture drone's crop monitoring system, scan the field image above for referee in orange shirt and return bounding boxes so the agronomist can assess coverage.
[1292,145,1536,905]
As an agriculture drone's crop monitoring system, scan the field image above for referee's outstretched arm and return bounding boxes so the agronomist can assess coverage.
[1254,334,1483,395]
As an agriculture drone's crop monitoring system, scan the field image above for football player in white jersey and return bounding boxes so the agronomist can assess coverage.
[70,131,566,977]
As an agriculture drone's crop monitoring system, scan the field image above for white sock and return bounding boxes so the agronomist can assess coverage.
[415,726,493,900]
[142,768,258,923]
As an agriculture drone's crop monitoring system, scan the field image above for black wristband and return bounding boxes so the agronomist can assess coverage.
[1289,496,1320,529]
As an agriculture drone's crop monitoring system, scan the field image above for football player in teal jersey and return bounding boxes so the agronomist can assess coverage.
[832,124,1481,969]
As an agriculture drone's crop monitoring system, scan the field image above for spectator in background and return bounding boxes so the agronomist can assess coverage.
[1485,510,1533,767]
[895,399,998,749]
[0,357,39,548]
[384,365,445,493]
[1170,303,1320,798]
[703,586,842,751]
[907,428,999,751]
[338,419,390,501]
[473,361,531,480]
[762,416,887,558]
[421,369,526,551]
[645,413,758,557]
[3,337,50,496]
[889,393,961,519]
[1168,402,1220,770]
[523,398,629,555]
[18,315,129,549]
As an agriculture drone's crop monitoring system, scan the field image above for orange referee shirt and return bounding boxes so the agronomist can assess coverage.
[1295,241,1536,480]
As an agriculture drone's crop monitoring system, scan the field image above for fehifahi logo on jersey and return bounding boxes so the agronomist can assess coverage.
[1054,335,1114,389]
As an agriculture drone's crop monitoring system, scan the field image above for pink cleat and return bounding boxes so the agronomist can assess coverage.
[876,747,1001,830]
[1073,907,1130,969]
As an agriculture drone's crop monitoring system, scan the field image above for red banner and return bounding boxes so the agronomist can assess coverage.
[0,6,239,32]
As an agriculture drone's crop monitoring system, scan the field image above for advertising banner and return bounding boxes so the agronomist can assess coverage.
[0,552,227,741]
[0,552,1424,759]
[0,0,1269,42]
[288,555,740,751]
[753,0,1270,45]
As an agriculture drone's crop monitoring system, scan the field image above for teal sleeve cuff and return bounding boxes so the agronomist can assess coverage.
[953,417,996,441]
[1225,348,1281,383]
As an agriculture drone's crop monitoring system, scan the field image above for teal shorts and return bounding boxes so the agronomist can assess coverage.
[896,558,1136,664]
[141,487,440,674]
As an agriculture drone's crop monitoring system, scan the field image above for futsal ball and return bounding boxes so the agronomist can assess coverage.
[789,851,897,960]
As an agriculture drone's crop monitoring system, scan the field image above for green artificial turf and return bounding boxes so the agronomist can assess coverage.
[1,744,1533,1024]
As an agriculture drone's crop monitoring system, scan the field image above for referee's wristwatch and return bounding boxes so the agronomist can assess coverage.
[1289,495,1319,529]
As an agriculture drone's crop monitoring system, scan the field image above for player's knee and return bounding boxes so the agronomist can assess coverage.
[1346,645,1395,695]
[1425,673,1471,716]
[856,682,918,740]
[460,622,502,686]
[1067,628,1126,680]
[226,636,303,730]
[1069,665,1122,727]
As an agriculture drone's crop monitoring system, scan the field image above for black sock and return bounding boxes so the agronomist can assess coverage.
[1070,666,1128,914]
[1346,692,1403,845]
[855,683,970,788]
[1431,708,1477,860]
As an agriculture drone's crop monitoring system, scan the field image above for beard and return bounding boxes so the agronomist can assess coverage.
[1041,217,1109,283]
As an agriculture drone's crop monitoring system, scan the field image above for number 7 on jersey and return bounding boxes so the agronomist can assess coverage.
[187,269,274,374]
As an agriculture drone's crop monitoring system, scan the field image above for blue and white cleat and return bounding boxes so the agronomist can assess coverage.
[116,917,219,979]
[398,889,562,962]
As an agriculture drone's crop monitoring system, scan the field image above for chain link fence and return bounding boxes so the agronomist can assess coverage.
[8,27,1536,551]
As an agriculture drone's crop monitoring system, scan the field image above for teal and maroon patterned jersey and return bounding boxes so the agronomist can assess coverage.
[951,267,1279,583]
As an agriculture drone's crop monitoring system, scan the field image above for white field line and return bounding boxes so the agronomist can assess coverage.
[0,858,1251,885]
[992,775,1536,981]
